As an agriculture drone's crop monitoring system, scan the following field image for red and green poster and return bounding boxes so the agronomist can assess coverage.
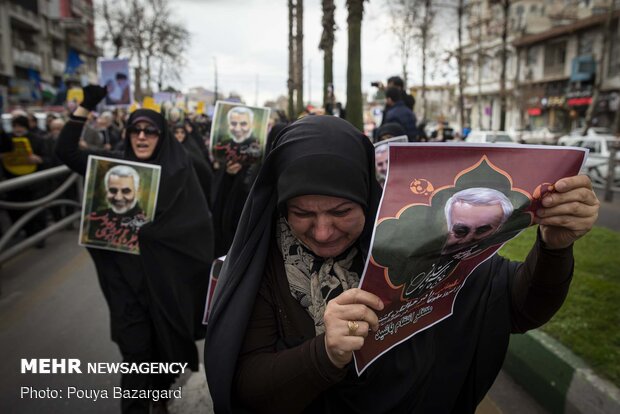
[354,143,587,374]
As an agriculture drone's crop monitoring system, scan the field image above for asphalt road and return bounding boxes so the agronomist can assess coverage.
[0,228,556,414]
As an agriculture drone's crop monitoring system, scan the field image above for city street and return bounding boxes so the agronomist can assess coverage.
[1,186,618,413]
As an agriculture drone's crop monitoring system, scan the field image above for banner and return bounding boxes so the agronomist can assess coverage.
[79,156,161,255]
[209,101,271,166]
[354,143,587,374]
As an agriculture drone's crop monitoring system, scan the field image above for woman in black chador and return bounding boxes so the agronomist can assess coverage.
[205,115,598,414]
[56,85,214,414]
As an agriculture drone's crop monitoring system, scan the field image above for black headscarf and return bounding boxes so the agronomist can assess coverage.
[205,115,382,412]
[125,109,214,367]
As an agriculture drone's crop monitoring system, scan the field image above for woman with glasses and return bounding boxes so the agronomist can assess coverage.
[56,85,214,414]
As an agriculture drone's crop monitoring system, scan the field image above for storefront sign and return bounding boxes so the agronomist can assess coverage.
[567,97,592,106]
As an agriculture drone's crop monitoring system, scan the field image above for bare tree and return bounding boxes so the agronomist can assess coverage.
[97,0,190,96]
[419,0,435,120]
[296,0,304,115]
[319,0,336,112]
[386,0,420,88]
[346,0,365,130]
[584,0,615,135]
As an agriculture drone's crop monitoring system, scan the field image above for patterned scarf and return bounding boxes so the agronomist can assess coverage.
[276,217,360,335]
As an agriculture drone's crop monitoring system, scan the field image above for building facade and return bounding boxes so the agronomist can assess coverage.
[0,0,100,111]
[460,0,617,133]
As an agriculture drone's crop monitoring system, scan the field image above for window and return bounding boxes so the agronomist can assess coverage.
[544,40,567,76]
[527,47,537,66]
[578,30,596,56]
[609,22,620,77]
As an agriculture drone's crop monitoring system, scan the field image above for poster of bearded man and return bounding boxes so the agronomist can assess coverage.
[79,156,161,254]
[209,101,271,166]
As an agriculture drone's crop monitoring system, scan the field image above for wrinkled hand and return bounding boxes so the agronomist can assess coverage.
[80,84,107,111]
[323,288,384,369]
[225,161,243,175]
[534,175,599,249]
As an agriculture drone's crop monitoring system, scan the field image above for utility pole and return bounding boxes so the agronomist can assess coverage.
[213,57,218,104]
[295,0,304,115]
[255,74,259,106]
[308,58,311,106]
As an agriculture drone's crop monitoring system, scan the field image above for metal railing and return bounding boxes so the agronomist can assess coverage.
[0,166,83,265]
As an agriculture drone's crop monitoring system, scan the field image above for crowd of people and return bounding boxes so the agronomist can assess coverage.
[0,78,600,414]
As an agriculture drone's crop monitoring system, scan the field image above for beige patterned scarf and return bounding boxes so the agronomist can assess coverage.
[276,217,360,335]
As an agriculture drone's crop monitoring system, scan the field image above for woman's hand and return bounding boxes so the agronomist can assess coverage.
[534,175,599,249]
[226,161,243,175]
[323,288,384,369]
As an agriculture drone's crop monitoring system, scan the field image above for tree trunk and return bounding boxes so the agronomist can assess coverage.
[295,0,304,115]
[320,0,335,112]
[583,1,614,135]
[499,0,509,131]
[457,0,465,132]
[421,0,430,120]
[288,0,295,119]
[346,0,364,130]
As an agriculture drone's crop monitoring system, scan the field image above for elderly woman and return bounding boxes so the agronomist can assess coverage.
[56,85,214,414]
[205,116,598,414]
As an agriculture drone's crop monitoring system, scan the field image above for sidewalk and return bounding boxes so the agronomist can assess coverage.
[504,330,620,414]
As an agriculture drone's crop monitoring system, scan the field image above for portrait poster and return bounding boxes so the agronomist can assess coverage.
[202,255,226,324]
[79,156,161,255]
[374,135,408,188]
[1,137,35,176]
[98,58,132,107]
[354,143,588,374]
[209,101,271,166]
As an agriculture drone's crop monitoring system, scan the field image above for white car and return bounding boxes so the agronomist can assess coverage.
[558,127,615,143]
[557,134,620,184]
[520,127,564,145]
[465,130,516,144]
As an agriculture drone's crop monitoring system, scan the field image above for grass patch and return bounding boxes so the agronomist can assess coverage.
[499,226,620,387]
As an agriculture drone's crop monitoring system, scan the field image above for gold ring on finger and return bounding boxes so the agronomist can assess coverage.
[347,320,359,336]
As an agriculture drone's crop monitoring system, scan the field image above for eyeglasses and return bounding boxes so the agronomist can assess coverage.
[451,223,494,239]
[230,121,249,127]
[128,126,160,138]
[108,187,133,195]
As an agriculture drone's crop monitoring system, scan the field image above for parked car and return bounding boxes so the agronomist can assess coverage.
[558,127,616,143]
[557,135,620,184]
[464,130,516,144]
[520,127,564,145]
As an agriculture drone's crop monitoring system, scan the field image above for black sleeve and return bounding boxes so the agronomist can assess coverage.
[0,129,12,153]
[55,117,106,175]
[510,231,574,333]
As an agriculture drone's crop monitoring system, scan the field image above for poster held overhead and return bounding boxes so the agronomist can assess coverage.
[354,143,588,374]
[98,58,132,108]
[209,101,271,166]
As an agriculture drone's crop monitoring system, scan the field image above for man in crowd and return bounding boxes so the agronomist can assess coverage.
[383,87,418,142]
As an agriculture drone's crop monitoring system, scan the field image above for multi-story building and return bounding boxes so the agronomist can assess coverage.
[460,0,615,132]
[513,6,620,132]
[0,0,100,111]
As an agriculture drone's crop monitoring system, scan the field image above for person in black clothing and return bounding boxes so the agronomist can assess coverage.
[173,123,214,208]
[56,85,214,414]
[384,87,418,142]
[2,116,50,244]
[205,115,599,414]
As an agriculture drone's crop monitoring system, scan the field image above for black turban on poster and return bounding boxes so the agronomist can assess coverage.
[205,115,383,412]
[125,109,214,367]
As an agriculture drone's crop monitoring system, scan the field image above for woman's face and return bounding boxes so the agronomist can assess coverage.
[174,128,186,143]
[129,121,160,160]
[287,195,365,258]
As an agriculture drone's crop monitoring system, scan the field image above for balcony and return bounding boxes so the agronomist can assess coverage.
[51,58,65,75]
[47,20,65,40]
[12,48,42,69]
[8,2,42,31]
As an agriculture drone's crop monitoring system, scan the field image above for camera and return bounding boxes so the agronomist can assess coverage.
[371,81,380,87]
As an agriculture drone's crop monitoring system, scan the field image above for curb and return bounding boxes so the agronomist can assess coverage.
[503,329,620,414]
